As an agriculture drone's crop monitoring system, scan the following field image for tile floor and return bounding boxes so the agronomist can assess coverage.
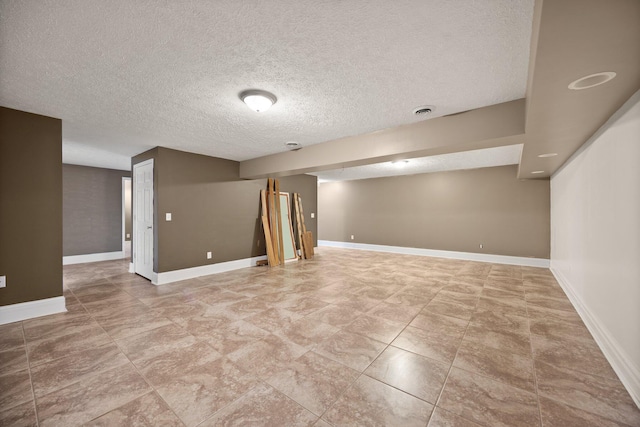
[1,247,639,426]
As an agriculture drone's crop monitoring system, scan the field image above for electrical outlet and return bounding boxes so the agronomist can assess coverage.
[126,233,130,239]
[350,235,355,240]
[310,212,315,219]
[479,244,483,249]
[0,275,6,288]
[166,213,172,221]
[207,251,212,259]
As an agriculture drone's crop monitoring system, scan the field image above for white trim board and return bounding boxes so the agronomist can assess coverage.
[0,296,66,325]
[152,255,268,286]
[122,176,132,253]
[63,251,125,265]
[318,240,550,268]
[551,267,640,408]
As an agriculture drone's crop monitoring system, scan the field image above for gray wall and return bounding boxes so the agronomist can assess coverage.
[132,147,317,273]
[319,165,550,259]
[63,164,131,256]
[0,107,62,306]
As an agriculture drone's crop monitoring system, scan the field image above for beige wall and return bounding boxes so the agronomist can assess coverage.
[132,147,317,273]
[0,107,62,306]
[551,90,640,404]
[319,165,550,258]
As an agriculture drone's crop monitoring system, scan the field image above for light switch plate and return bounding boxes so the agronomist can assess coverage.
[0,276,6,288]
[166,213,172,221]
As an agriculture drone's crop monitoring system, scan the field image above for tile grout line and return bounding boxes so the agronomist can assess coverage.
[524,278,545,427]
[193,381,263,427]
[302,299,424,423]
[69,284,187,425]
[311,272,460,425]
[21,321,40,427]
[80,274,322,426]
[103,271,306,424]
[41,251,624,426]
[430,288,477,423]
[431,268,533,426]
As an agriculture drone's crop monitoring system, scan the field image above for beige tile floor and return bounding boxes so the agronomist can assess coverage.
[1,247,639,426]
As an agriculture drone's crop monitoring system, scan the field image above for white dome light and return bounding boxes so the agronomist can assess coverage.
[568,72,616,90]
[240,90,277,112]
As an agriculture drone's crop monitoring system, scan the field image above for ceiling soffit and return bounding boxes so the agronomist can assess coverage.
[240,99,525,179]
[518,0,640,178]
[241,0,640,180]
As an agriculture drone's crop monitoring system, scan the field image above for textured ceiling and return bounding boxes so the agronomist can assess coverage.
[311,145,523,182]
[0,0,534,171]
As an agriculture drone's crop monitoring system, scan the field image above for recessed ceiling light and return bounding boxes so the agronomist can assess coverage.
[568,72,616,90]
[531,170,545,174]
[413,105,435,116]
[239,89,277,112]
[391,160,409,167]
[537,153,558,158]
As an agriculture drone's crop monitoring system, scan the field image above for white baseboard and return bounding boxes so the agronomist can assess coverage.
[152,255,268,286]
[551,267,640,408]
[0,296,66,325]
[318,240,550,268]
[63,251,125,265]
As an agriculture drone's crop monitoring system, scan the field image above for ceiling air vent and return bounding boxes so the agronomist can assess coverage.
[413,105,435,116]
[285,141,302,151]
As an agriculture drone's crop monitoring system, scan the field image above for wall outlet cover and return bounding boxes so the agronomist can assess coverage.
[311,213,315,218]
[207,251,212,259]
[166,213,172,221]
[0,275,6,288]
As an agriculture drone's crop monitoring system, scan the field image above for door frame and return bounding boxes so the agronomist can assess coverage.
[132,159,154,280]
[122,176,132,254]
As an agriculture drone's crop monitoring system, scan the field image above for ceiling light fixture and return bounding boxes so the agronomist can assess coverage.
[391,160,409,167]
[537,153,558,158]
[240,89,277,112]
[531,170,545,174]
[568,72,616,90]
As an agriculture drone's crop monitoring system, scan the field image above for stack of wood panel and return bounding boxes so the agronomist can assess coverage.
[293,193,314,260]
[259,180,313,266]
[260,179,283,266]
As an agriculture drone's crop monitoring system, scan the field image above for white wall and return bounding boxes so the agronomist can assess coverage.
[551,90,640,406]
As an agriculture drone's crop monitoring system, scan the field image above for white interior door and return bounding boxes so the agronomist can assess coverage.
[133,159,154,280]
